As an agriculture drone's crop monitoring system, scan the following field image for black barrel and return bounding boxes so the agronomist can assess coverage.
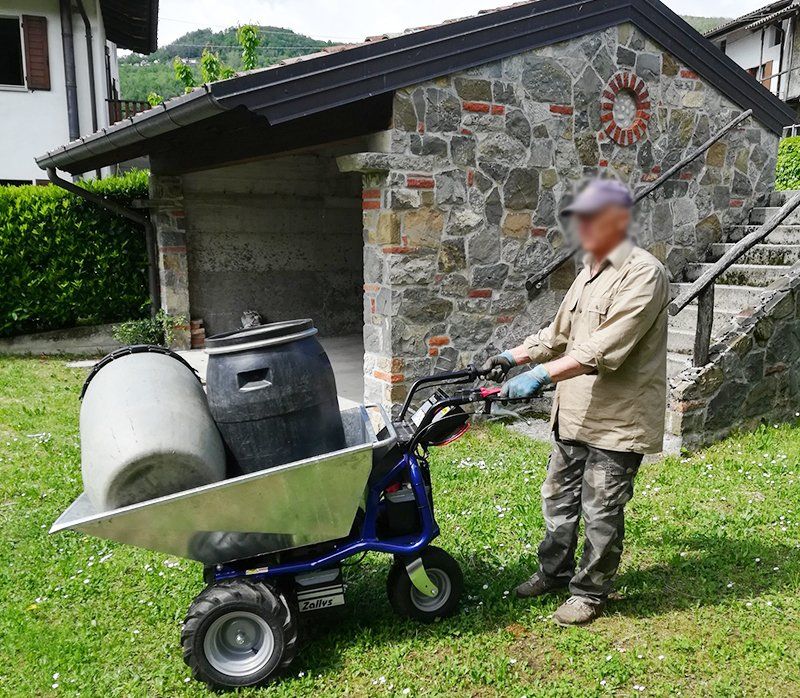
[205,320,346,477]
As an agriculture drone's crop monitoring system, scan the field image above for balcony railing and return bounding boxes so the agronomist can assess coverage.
[107,99,151,125]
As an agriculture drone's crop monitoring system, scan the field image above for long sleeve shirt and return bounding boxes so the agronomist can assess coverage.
[523,240,670,454]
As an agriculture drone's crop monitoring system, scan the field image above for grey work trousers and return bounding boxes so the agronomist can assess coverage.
[537,437,643,603]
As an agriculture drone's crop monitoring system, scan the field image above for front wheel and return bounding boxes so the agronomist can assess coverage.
[182,580,297,690]
[387,546,463,622]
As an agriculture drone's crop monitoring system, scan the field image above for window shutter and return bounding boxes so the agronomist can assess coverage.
[22,15,50,91]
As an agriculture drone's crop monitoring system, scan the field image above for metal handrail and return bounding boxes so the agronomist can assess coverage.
[525,109,755,294]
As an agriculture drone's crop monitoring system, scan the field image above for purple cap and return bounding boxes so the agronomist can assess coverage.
[561,179,634,217]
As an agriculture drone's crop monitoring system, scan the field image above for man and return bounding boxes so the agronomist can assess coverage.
[483,178,669,626]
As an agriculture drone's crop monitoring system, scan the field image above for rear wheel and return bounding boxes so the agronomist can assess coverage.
[182,580,297,690]
[387,546,463,622]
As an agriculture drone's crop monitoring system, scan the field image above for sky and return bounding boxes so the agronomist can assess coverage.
[155,1,772,46]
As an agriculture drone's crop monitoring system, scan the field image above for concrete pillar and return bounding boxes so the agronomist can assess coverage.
[149,174,191,350]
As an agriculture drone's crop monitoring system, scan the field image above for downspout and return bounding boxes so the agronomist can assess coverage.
[786,14,796,103]
[777,23,787,97]
[74,0,101,179]
[59,0,80,143]
[47,167,161,316]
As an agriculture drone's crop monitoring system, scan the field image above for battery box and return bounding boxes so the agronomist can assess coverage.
[294,568,345,613]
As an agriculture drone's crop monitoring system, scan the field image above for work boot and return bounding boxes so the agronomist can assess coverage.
[515,573,567,599]
[552,596,605,626]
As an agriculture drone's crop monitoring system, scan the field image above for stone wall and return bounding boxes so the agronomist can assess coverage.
[670,263,800,449]
[343,22,779,408]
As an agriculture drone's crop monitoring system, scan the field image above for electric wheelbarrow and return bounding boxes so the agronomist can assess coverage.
[52,366,525,690]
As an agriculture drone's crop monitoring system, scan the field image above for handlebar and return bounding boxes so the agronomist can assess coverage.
[397,365,486,421]
[404,381,541,453]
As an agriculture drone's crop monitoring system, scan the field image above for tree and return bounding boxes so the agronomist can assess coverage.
[200,49,223,83]
[173,57,197,93]
[237,25,261,71]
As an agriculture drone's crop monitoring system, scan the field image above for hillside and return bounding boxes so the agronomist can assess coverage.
[683,15,730,34]
[120,17,731,102]
[119,26,332,101]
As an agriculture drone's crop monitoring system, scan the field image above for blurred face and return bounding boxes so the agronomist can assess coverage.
[574,205,631,259]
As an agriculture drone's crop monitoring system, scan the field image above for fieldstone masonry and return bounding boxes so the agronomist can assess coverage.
[670,263,800,449]
[341,23,780,409]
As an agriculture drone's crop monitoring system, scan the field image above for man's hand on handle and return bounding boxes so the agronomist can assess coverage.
[481,351,517,383]
[500,364,553,400]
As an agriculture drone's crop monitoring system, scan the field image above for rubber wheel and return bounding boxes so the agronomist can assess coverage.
[182,580,298,690]
[387,546,463,622]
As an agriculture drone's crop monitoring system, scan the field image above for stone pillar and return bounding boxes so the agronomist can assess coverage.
[149,174,191,350]
[340,153,457,412]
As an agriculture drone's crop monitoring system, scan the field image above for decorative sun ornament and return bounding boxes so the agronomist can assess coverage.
[600,72,651,146]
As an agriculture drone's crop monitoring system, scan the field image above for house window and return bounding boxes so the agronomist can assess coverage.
[0,17,24,87]
[772,25,784,47]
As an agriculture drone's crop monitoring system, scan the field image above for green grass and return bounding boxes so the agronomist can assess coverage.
[0,356,798,697]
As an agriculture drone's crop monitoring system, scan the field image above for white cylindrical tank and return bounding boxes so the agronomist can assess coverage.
[80,348,226,511]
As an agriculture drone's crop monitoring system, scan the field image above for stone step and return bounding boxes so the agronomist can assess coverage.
[749,207,800,226]
[668,351,692,377]
[668,304,737,333]
[728,225,800,245]
[708,243,800,266]
[685,263,792,288]
[668,328,696,355]
[768,190,800,207]
[670,283,765,314]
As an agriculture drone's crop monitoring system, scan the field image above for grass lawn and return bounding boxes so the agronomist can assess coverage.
[1,356,799,697]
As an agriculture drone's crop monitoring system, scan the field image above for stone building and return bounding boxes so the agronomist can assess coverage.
[37,0,796,445]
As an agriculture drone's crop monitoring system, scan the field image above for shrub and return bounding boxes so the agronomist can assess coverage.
[0,171,151,338]
[113,310,187,347]
[775,136,800,191]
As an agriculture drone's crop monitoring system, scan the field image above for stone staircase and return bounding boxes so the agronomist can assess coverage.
[667,192,800,378]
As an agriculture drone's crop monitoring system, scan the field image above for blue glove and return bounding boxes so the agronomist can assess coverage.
[500,364,553,400]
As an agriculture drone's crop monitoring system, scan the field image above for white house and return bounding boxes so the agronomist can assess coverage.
[0,0,158,184]
[706,0,800,113]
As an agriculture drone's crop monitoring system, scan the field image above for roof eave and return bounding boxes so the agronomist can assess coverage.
[35,88,221,171]
[37,0,796,174]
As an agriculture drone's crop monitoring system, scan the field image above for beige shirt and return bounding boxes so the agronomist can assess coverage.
[523,241,669,454]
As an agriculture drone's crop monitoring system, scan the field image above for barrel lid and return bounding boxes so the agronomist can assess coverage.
[205,320,318,356]
[80,345,201,400]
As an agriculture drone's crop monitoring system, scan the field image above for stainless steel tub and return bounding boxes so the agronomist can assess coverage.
[52,405,395,565]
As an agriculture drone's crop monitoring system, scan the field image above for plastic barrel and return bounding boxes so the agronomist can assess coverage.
[80,346,227,511]
[205,320,346,477]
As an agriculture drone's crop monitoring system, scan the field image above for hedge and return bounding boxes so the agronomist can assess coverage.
[0,171,151,338]
[775,136,800,191]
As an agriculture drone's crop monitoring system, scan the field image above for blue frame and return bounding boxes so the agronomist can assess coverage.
[214,452,439,582]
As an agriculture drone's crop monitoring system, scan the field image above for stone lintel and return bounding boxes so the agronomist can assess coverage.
[337,152,448,174]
